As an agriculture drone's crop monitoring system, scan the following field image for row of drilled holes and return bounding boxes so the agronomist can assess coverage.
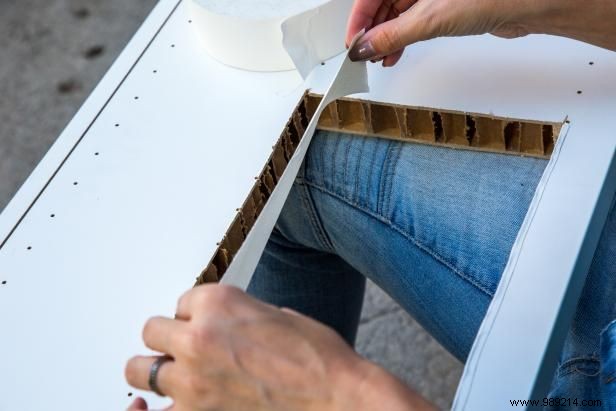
[6,28,190,398]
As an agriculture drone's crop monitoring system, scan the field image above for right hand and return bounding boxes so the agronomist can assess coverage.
[346,0,616,66]
[346,0,532,66]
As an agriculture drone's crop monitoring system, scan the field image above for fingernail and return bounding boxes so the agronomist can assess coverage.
[349,40,377,62]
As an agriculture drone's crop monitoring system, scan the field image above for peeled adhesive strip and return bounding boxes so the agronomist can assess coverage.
[221,31,368,290]
[189,0,352,76]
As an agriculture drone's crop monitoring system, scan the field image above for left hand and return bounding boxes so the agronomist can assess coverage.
[125,284,435,411]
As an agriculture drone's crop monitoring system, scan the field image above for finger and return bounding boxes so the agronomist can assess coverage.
[374,0,412,27]
[143,316,188,355]
[346,0,380,46]
[178,284,269,320]
[349,9,428,62]
[176,285,218,320]
[383,48,404,67]
[372,2,393,29]
[375,6,406,64]
[127,398,148,411]
[175,289,193,321]
[125,356,176,396]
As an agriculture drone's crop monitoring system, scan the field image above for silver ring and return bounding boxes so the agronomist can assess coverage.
[149,355,173,397]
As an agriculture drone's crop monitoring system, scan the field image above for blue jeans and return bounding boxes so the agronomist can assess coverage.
[248,131,616,409]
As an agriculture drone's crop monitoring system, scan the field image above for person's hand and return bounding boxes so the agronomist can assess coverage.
[125,284,437,411]
[347,0,616,66]
[346,0,532,66]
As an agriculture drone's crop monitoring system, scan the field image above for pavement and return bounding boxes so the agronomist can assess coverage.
[0,0,462,408]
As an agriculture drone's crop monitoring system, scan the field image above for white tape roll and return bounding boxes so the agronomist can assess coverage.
[189,0,353,74]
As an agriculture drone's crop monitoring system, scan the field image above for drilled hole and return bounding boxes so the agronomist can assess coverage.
[188,20,193,23]
[577,90,582,94]
[2,281,7,285]
[94,152,99,156]
[128,392,133,397]
[153,70,158,74]
[321,62,325,66]
[27,246,32,250]
[50,214,55,218]
[589,61,594,65]
[171,44,176,48]
[115,123,120,127]
[134,96,139,100]
[73,182,79,186]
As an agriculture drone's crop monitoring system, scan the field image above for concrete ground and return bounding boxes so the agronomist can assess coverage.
[0,1,462,408]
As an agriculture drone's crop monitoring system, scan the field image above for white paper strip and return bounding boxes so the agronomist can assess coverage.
[282,0,353,78]
[221,31,368,290]
[188,0,352,75]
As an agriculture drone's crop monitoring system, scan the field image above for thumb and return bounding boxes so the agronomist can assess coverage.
[348,10,427,62]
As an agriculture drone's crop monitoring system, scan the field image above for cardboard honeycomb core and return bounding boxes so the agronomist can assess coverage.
[305,93,562,157]
[196,93,563,285]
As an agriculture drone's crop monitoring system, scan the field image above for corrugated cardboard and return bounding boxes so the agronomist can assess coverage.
[306,93,562,158]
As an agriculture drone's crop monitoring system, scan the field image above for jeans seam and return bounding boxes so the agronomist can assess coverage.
[342,138,351,200]
[331,136,341,191]
[558,356,601,378]
[365,141,378,210]
[296,182,335,252]
[353,138,366,205]
[304,180,494,297]
[377,141,394,215]
[384,143,402,217]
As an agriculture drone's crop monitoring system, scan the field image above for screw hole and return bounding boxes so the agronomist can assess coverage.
[27,246,32,250]
[153,70,158,74]
[171,44,176,48]
[115,123,120,127]
[128,392,133,397]
[134,96,139,100]
[73,182,79,186]
[589,61,594,65]
[565,119,571,124]
[188,20,192,23]
[50,214,55,218]
[94,152,99,156]
[1,281,6,285]
[321,62,325,66]
[577,90,582,94]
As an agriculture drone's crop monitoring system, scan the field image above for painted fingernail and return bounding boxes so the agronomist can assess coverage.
[349,40,377,62]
